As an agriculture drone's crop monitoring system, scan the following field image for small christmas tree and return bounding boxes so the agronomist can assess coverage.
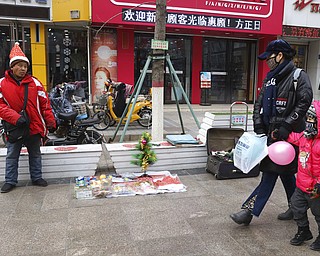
[131,132,157,176]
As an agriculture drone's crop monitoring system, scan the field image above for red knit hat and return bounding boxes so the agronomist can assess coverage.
[9,42,30,67]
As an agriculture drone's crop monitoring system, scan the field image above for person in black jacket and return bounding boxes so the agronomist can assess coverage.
[230,39,313,225]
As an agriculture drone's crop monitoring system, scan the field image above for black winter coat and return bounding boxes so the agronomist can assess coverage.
[253,61,313,174]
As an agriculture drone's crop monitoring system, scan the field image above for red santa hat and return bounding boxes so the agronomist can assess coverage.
[9,42,30,67]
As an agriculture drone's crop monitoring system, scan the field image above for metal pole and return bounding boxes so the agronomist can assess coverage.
[166,55,200,129]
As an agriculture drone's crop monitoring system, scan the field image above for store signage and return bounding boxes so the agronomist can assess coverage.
[123,9,261,31]
[200,72,211,89]
[92,0,283,35]
[283,25,320,38]
[293,0,320,13]
[0,0,50,7]
[111,0,273,17]
[151,39,169,50]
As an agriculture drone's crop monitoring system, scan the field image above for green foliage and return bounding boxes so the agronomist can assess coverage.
[131,132,157,172]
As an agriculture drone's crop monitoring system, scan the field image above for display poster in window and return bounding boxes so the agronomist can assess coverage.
[200,71,211,89]
[91,29,118,103]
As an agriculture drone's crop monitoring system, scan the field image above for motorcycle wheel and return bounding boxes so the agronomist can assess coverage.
[137,108,152,128]
[92,111,110,131]
[77,130,104,144]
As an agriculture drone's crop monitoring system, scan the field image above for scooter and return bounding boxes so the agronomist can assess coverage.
[46,83,105,145]
[92,82,152,131]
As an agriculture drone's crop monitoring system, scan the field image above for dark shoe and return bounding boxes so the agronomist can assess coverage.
[32,178,48,187]
[1,183,16,193]
[230,209,253,226]
[278,208,293,220]
[290,227,313,246]
[310,236,320,251]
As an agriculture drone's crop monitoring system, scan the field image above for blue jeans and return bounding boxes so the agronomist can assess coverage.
[5,134,42,185]
[241,172,296,217]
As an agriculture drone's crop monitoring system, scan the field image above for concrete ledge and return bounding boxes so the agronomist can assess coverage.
[106,141,207,174]
[0,144,102,181]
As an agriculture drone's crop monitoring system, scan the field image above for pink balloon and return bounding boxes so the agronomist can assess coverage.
[268,141,296,165]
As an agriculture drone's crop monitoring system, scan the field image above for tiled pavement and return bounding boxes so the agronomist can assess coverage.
[1,169,319,256]
[1,104,319,255]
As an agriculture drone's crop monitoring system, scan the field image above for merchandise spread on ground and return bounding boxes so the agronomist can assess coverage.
[74,171,186,199]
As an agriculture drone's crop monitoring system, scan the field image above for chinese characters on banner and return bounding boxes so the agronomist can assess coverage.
[122,9,261,31]
[283,25,320,39]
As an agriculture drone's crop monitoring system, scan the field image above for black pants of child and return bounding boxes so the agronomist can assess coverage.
[291,187,320,229]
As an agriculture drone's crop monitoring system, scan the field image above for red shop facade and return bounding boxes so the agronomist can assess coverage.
[91,0,284,104]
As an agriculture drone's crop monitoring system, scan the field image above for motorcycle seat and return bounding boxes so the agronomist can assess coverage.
[58,111,78,121]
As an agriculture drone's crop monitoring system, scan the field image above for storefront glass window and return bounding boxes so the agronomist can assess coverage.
[0,24,31,77]
[47,28,88,99]
[134,34,192,103]
[291,44,307,69]
[202,38,255,104]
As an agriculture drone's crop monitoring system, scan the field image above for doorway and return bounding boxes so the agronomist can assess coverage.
[202,38,256,104]
[134,34,192,103]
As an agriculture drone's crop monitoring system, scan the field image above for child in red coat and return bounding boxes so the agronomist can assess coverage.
[286,100,320,251]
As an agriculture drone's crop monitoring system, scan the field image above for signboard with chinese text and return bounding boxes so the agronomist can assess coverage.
[92,0,284,35]
[284,0,320,29]
[200,72,211,89]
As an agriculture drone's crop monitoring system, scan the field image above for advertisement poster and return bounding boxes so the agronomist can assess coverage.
[91,29,118,102]
[200,71,211,88]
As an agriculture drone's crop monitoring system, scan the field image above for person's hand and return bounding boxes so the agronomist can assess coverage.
[47,126,57,133]
[307,183,320,199]
[271,123,292,141]
[254,123,266,135]
[16,115,27,126]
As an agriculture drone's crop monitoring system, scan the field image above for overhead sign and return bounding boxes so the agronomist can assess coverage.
[284,0,319,28]
[92,0,284,35]
[0,0,50,7]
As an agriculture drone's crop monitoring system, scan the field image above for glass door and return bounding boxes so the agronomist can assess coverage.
[134,34,192,103]
[202,38,255,104]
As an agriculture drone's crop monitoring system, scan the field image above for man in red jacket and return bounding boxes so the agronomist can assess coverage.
[0,42,56,193]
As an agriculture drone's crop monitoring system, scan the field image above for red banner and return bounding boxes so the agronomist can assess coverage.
[92,0,284,35]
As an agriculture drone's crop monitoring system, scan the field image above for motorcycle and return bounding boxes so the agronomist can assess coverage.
[92,82,152,131]
[46,83,105,145]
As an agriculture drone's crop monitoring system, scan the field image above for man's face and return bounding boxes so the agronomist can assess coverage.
[10,61,28,80]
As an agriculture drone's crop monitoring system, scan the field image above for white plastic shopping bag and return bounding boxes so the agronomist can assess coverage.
[233,132,268,174]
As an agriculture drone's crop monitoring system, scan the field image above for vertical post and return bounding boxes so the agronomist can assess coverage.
[151,0,166,142]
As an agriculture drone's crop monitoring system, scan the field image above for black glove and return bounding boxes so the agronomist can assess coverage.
[16,115,27,126]
[254,123,266,135]
[272,122,292,141]
[48,126,57,133]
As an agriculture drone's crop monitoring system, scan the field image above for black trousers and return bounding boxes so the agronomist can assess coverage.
[291,187,320,232]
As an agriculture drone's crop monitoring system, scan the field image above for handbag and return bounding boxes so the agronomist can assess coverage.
[2,84,30,143]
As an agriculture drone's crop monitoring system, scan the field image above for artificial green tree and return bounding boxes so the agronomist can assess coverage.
[131,132,157,176]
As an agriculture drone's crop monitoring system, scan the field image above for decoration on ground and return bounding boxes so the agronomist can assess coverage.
[268,141,296,165]
[74,171,186,199]
[131,132,157,176]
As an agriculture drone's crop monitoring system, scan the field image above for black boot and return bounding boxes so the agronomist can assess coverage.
[290,226,313,246]
[310,235,320,251]
[230,209,253,226]
[277,207,293,220]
